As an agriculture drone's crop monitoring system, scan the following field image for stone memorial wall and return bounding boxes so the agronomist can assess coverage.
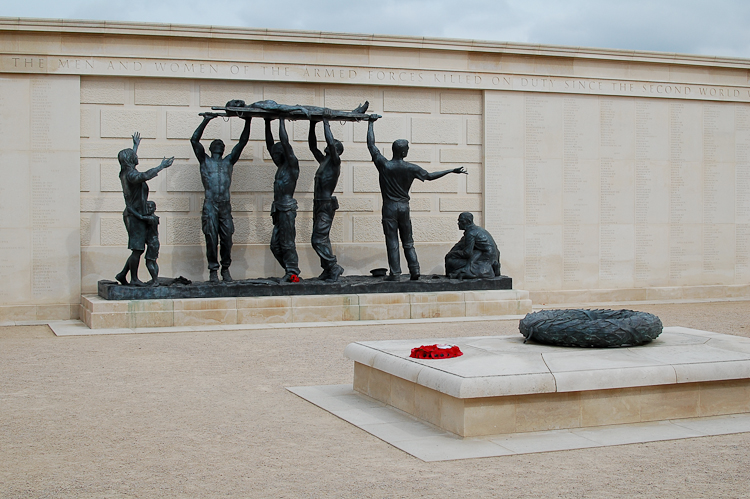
[0,74,80,320]
[0,18,749,320]
[486,91,750,296]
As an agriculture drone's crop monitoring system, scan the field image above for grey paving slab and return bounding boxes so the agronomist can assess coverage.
[464,335,550,354]
[705,336,750,354]
[330,407,403,426]
[666,326,736,339]
[670,414,750,435]
[489,429,602,454]
[570,420,705,446]
[634,344,750,365]
[287,385,383,411]
[542,347,668,372]
[289,384,750,462]
[360,420,453,442]
[650,331,711,345]
[394,435,513,462]
[445,350,552,378]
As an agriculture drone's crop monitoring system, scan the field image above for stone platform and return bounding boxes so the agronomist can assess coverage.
[81,288,531,329]
[344,327,750,437]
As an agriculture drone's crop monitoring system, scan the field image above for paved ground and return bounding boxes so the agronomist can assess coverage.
[2,301,750,498]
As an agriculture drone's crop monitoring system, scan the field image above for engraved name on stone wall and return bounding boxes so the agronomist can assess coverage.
[485,90,750,291]
[0,75,80,305]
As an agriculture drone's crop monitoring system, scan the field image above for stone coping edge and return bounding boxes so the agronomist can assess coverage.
[344,327,750,399]
[2,17,750,68]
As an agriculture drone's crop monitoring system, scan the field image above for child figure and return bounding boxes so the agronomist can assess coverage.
[122,200,160,286]
[141,201,160,286]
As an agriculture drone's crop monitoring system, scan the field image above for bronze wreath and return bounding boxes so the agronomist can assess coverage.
[519,309,663,348]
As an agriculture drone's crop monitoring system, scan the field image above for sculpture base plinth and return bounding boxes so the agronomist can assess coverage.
[344,327,750,437]
[80,287,530,329]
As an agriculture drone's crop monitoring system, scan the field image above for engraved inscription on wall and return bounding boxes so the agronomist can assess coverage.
[5,54,750,104]
[737,106,750,282]
[485,90,750,291]
[30,78,55,295]
[0,75,80,306]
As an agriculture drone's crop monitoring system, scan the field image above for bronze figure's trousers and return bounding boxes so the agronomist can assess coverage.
[202,200,234,271]
[381,201,419,276]
[271,208,300,275]
[312,197,339,271]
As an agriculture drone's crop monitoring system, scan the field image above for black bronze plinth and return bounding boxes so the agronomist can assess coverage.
[97,274,512,300]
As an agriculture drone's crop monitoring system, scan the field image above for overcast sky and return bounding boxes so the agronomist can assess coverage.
[2,0,750,58]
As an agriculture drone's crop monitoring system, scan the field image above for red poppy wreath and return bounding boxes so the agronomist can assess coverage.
[409,344,463,359]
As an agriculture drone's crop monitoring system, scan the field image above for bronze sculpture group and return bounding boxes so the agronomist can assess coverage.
[116,100,499,286]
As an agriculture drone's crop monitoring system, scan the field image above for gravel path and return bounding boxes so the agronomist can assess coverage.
[2,301,749,498]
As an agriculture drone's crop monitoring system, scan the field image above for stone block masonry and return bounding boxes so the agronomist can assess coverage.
[81,288,530,329]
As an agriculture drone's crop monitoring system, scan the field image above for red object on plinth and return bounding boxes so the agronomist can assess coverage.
[409,344,463,359]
